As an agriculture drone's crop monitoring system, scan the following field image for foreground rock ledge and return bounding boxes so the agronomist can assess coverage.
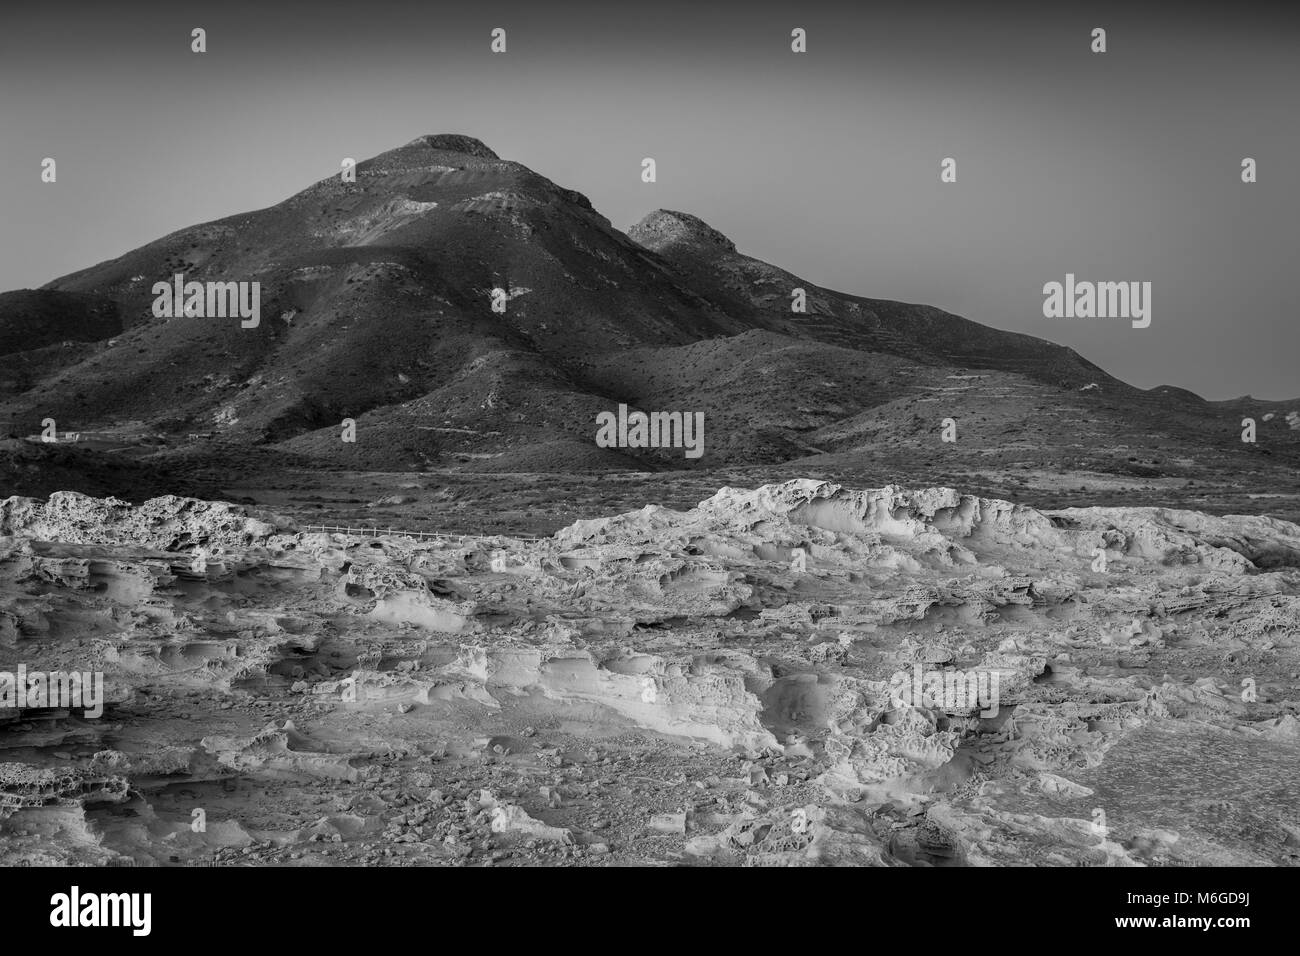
[1,480,1297,867]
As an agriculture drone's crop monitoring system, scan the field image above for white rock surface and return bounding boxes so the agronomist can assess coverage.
[1,479,1298,866]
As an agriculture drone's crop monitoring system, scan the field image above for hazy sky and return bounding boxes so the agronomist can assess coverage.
[3,0,1297,399]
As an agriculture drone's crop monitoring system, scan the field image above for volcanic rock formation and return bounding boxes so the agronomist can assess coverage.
[2,480,1297,866]
[1,134,1295,496]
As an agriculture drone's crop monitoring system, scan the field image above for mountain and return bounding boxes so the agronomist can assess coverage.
[1,133,1297,502]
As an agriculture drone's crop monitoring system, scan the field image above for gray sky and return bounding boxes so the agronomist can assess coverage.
[3,0,1297,399]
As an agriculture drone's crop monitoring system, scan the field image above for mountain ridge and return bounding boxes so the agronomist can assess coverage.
[1,133,1296,492]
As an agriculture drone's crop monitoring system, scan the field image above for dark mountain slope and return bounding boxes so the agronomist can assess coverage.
[0,134,1293,489]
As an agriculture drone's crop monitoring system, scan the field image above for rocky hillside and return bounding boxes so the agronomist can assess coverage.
[4,133,1292,487]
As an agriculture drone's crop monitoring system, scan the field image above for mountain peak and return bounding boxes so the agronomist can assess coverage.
[400,134,500,160]
[628,210,736,254]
